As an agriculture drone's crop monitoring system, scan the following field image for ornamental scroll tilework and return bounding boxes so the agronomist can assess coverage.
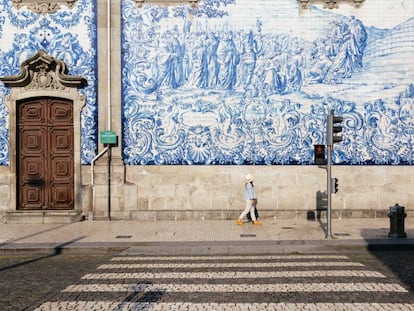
[0,0,97,165]
[121,0,414,165]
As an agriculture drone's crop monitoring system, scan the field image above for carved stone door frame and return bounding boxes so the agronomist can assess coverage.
[0,49,87,213]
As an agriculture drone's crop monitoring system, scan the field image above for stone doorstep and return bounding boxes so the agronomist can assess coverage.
[3,210,83,224]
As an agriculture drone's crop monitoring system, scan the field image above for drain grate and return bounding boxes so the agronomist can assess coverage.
[115,235,132,239]
[240,234,256,238]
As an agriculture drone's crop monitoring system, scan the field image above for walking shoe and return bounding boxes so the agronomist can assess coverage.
[253,220,262,226]
[236,219,243,226]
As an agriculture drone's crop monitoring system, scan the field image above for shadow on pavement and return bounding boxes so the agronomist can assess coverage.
[361,224,414,293]
[0,223,72,247]
[0,236,86,272]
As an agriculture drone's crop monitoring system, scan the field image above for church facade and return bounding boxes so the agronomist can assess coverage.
[0,0,413,223]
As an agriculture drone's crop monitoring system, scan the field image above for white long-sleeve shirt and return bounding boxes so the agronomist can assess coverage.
[243,182,257,200]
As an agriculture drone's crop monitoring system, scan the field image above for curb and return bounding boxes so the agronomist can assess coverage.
[1,239,414,256]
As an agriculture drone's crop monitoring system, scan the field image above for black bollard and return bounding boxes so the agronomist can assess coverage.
[388,203,407,238]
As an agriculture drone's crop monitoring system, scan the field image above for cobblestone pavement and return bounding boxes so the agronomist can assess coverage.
[2,250,414,310]
[0,252,115,311]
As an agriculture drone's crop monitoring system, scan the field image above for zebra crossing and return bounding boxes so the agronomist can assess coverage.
[34,254,414,310]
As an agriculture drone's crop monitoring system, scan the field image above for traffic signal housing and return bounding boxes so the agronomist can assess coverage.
[331,177,339,193]
[327,109,343,146]
[314,144,325,165]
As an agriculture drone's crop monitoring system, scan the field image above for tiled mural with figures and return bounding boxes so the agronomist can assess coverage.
[122,0,414,165]
[0,0,97,165]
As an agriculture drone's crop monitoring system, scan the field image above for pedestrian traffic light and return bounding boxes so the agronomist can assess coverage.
[331,177,339,193]
[314,144,325,165]
[327,109,343,146]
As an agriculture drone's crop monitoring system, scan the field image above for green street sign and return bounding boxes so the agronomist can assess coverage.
[100,130,117,145]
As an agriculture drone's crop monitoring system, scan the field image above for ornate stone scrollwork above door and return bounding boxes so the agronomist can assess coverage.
[11,0,77,15]
[0,49,87,89]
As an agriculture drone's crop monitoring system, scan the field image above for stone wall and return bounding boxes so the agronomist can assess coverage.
[1,1,414,223]
[88,164,413,220]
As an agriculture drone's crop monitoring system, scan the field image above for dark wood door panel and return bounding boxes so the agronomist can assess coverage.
[19,127,47,155]
[50,156,74,210]
[50,157,74,181]
[19,156,46,209]
[49,128,74,154]
[49,100,73,125]
[19,126,47,209]
[20,157,46,182]
[50,183,74,209]
[20,183,46,209]
[17,98,74,210]
[19,100,46,125]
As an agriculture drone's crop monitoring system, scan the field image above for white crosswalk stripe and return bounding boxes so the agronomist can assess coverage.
[33,254,414,311]
[98,261,364,269]
[34,302,414,311]
[62,282,408,293]
[81,270,386,279]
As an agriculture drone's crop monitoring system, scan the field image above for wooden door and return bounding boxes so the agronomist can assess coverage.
[17,98,74,210]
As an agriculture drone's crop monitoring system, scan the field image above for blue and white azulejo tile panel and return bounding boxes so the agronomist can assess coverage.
[121,0,414,165]
[0,0,98,165]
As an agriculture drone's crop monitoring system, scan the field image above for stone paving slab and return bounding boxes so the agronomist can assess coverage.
[0,218,413,254]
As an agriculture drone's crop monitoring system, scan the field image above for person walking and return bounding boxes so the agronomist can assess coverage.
[236,173,262,226]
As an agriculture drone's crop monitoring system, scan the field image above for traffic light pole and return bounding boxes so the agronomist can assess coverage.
[325,109,342,239]
[318,109,342,238]
[326,143,333,239]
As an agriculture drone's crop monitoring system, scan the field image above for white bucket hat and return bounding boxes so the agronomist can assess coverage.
[245,173,254,183]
